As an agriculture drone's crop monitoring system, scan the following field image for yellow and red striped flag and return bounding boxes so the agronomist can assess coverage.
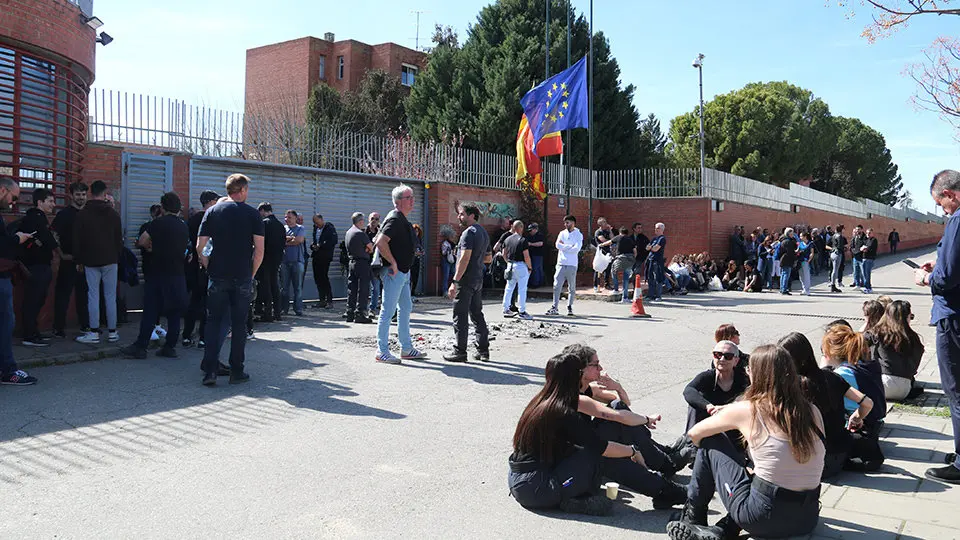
[516,114,561,200]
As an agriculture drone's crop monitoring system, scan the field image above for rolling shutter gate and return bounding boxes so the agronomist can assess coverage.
[189,158,426,300]
[121,152,174,309]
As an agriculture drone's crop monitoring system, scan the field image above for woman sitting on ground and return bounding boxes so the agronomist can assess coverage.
[869,300,925,401]
[743,259,763,293]
[562,344,688,508]
[712,323,750,369]
[666,345,825,540]
[778,332,873,480]
[509,353,645,516]
[721,260,742,291]
[859,299,884,334]
[685,340,750,432]
[822,324,887,471]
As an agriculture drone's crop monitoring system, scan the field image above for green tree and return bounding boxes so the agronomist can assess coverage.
[407,0,653,169]
[637,113,667,167]
[812,116,904,205]
[305,70,407,136]
[667,81,836,184]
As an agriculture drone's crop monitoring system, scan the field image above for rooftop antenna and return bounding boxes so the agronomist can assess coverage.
[412,10,429,50]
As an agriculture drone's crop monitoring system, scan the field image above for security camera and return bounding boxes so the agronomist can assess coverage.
[692,53,704,68]
[97,32,113,46]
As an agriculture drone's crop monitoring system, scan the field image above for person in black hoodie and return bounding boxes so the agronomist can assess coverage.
[17,188,58,347]
[310,213,337,309]
[0,178,38,384]
[73,181,123,345]
[256,203,286,322]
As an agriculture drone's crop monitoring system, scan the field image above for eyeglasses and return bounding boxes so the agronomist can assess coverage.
[712,351,736,360]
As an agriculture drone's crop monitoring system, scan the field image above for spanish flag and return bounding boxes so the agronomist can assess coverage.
[516,115,562,200]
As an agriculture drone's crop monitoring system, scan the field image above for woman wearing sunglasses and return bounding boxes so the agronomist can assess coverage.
[667,345,826,540]
[684,341,750,432]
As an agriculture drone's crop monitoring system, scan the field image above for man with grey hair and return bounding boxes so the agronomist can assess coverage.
[374,185,426,364]
[915,169,960,484]
[344,212,373,324]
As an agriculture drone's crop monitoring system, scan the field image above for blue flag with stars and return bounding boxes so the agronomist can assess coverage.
[520,55,589,146]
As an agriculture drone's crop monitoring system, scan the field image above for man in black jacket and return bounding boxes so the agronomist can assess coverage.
[18,188,58,347]
[182,190,219,348]
[850,225,866,289]
[311,213,337,309]
[778,228,798,295]
[51,181,88,338]
[73,180,123,345]
[257,203,286,321]
[862,228,879,294]
[0,178,38,384]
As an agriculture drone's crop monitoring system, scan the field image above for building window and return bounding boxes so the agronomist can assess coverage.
[337,56,344,80]
[319,55,326,80]
[401,64,418,87]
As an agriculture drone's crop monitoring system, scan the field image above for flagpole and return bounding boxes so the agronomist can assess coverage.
[564,0,572,209]
[543,0,550,234]
[588,0,594,231]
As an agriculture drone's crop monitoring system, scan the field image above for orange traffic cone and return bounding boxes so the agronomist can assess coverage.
[631,274,651,318]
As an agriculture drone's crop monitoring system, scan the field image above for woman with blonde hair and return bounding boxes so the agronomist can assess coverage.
[667,345,825,539]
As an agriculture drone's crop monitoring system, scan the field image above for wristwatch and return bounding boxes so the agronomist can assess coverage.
[452,279,460,285]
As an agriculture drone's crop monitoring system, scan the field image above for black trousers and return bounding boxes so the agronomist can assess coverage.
[347,259,371,315]
[593,418,669,496]
[508,449,602,509]
[313,255,333,305]
[256,261,281,319]
[22,264,52,339]
[53,260,88,332]
[453,281,489,354]
[201,277,253,376]
[183,268,207,341]
[134,274,187,349]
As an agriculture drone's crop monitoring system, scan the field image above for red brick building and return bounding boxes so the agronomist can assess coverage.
[244,33,427,123]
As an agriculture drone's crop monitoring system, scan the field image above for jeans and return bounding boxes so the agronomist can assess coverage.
[201,276,253,375]
[454,280,489,354]
[134,274,187,349]
[759,258,773,289]
[347,259,372,316]
[0,278,17,375]
[689,434,820,538]
[799,261,811,295]
[645,261,664,300]
[508,448,602,509]
[22,264,52,339]
[620,267,633,301]
[54,260,88,332]
[862,259,875,290]
[85,264,118,331]
[503,263,529,313]
[313,256,333,305]
[936,317,960,469]
[779,266,792,293]
[552,265,578,309]
[370,273,382,312]
[830,253,842,289]
[280,260,304,315]
[377,268,412,356]
[183,268,207,341]
[853,258,865,287]
[530,255,544,288]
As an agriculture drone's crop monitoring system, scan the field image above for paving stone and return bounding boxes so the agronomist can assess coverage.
[899,520,960,540]
[835,489,956,527]
[813,507,902,539]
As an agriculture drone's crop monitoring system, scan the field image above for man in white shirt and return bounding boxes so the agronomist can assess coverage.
[546,215,583,317]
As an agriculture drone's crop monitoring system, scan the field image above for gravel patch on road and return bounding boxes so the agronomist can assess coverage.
[342,318,572,351]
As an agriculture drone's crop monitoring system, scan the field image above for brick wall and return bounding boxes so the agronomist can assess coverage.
[0,0,97,81]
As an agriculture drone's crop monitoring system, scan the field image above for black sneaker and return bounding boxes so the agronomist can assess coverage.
[945,452,957,464]
[443,351,468,363]
[652,480,687,510]
[1,370,37,385]
[666,521,724,540]
[474,350,490,362]
[53,330,66,338]
[714,515,742,539]
[509,305,519,313]
[182,337,192,347]
[202,372,217,386]
[229,371,250,384]
[354,315,373,324]
[925,464,960,484]
[22,337,49,347]
[217,363,231,377]
[669,501,707,526]
[567,307,575,317]
[157,347,178,358]
[197,339,206,349]
[558,494,613,516]
[120,344,148,359]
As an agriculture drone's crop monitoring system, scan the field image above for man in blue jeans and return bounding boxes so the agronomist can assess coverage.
[916,169,960,484]
[0,178,38,385]
[280,209,305,316]
[861,228,878,294]
[777,228,798,295]
[197,173,265,386]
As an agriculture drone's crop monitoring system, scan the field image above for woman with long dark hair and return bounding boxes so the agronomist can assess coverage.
[778,332,873,479]
[509,353,644,515]
[666,345,825,540]
[870,300,925,400]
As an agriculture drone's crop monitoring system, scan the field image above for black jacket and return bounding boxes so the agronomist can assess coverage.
[263,214,286,265]
[74,199,123,267]
[312,222,337,259]
[17,208,57,266]
[778,236,798,267]
[871,334,924,380]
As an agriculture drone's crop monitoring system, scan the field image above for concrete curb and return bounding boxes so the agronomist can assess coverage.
[19,346,124,370]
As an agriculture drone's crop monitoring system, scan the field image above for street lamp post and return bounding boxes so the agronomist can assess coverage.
[692,53,705,173]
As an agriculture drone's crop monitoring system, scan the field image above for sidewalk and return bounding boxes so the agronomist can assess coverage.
[15,316,145,370]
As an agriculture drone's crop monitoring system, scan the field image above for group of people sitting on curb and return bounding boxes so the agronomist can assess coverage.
[507,294,928,539]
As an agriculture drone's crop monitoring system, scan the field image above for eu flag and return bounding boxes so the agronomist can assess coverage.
[520,55,589,146]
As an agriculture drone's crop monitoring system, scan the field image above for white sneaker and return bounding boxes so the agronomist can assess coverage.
[154,325,167,339]
[75,331,100,344]
[108,331,120,343]
[150,328,160,341]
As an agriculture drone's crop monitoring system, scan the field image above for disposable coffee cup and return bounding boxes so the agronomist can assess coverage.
[604,482,619,500]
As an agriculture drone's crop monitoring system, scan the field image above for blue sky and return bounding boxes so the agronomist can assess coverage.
[90,0,959,212]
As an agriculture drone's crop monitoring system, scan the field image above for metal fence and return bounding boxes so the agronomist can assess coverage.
[87,89,942,223]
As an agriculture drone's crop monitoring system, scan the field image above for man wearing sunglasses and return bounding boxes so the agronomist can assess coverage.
[0,178,38,384]
[684,340,750,432]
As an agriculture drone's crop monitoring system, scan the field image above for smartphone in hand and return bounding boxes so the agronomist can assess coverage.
[902,259,920,269]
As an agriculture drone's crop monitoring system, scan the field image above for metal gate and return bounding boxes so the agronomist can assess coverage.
[188,157,426,299]
[121,152,173,307]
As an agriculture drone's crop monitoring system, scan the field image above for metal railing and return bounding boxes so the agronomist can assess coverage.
[701,169,792,211]
[597,168,702,199]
